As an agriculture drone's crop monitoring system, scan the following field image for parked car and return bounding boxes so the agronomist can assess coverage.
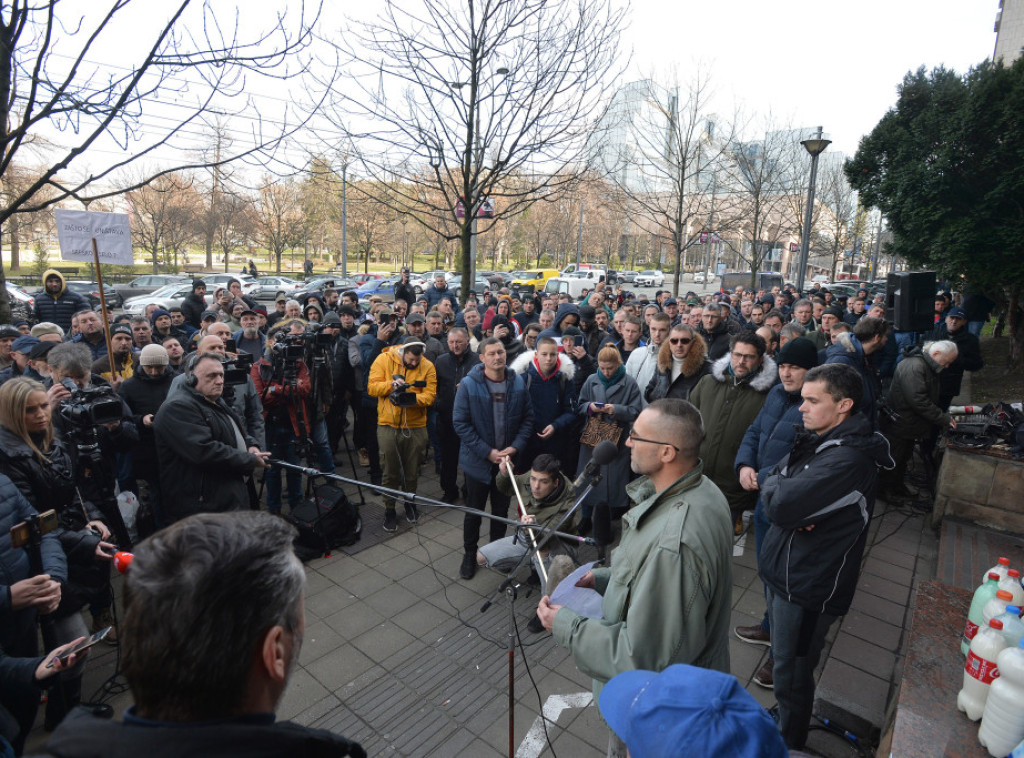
[634,269,665,287]
[692,271,708,284]
[350,273,386,286]
[511,269,559,293]
[122,283,212,316]
[200,273,259,297]
[354,277,397,302]
[65,280,122,309]
[111,274,189,302]
[448,275,491,300]
[617,270,639,284]
[420,270,455,284]
[250,276,304,300]
[4,282,34,323]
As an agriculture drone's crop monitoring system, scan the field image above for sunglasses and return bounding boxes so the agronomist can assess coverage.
[669,337,693,345]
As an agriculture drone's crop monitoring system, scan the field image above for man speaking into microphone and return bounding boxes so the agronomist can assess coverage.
[537,398,734,756]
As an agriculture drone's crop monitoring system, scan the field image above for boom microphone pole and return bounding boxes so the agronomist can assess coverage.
[268,459,596,547]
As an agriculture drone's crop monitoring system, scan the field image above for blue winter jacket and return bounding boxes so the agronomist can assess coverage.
[734,383,804,488]
[537,303,580,341]
[824,334,879,426]
[453,364,535,484]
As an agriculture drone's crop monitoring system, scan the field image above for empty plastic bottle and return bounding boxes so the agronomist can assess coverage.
[959,619,1008,721]
[979,639,1024,757]
[983,556,1012,586]
[965,573,1004,656]
[996,606,1024,649]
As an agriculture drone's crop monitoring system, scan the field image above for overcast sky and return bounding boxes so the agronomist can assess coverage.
[620,0,1000,156]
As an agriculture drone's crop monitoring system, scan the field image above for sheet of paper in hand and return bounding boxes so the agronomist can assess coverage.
[550,560,604,619]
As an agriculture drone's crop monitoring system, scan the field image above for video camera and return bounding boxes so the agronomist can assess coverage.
[57,379,123,428]
[222,352,254,386]
[390,374,426,407]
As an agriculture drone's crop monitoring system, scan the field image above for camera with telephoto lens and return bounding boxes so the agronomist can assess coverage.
[389,374,426,407]
[57,379,124,428]
[305,322,335,347]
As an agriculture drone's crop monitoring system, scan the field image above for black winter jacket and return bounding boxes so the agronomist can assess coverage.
[927,322,984,401]
[434,349,481,417]
[40,706,366,758]
[119,367,176,468]
[180,292,208,329]
[32,270,90,333]
[759,414,893,616]
[153,385,260,523]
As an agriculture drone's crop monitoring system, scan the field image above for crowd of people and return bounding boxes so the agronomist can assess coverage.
[0,266,986,754]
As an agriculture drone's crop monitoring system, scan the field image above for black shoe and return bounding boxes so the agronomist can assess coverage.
[383,509,398,533]
[79,702,114,720]
[460,552,477,580]
[526,569,542,588]
[576,517,592,536]
[404,502,419,524]
[442,491,458,504]
[527,615,545,633]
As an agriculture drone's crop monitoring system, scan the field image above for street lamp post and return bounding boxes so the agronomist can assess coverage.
[796,127,831,293]
[340,159,348,277]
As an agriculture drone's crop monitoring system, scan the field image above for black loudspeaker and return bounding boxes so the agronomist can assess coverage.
[886,271,936,332]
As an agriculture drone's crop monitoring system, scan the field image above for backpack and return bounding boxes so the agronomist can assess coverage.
[286,479,361,561]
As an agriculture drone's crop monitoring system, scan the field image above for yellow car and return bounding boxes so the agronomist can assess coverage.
[511,269,559,294]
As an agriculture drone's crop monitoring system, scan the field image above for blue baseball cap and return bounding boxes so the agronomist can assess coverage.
[947,306,967,319]
[599,664,787,758]
[11,335,40,354]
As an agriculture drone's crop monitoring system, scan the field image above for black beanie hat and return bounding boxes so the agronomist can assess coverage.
[776,337,819,370]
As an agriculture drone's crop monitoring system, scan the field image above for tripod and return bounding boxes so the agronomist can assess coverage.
[67,426,132,550]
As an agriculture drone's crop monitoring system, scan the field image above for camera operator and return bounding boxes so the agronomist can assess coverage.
[321,312,353,454]
[251,324,335,515]
[367,336,437,532]
[154,354,271,523]
[355,307,404,485]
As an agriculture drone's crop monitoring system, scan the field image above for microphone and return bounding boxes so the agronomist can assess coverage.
[572,439,618,490]
[114,551,134,574]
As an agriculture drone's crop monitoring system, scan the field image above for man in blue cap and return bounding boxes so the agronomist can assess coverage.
[0,335,41,386]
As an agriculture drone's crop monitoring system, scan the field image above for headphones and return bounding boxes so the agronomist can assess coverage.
[185,352,202,387]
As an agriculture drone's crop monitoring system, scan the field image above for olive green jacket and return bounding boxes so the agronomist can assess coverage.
[552,463,733,696]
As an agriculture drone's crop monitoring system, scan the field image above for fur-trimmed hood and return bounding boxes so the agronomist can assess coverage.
[708,353,777,393]
[510,349,576,382]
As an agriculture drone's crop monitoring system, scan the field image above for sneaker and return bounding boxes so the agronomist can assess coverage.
[358,448,370,467]
[383,508,398,533]
[526,614,546,633]
[753,658,775,689]
[404,501,419,524]
[90,609,118,644]
[734,624,771,646]
[459,552,477,580]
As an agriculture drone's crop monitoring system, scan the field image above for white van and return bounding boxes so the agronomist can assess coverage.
[543,271,604,299]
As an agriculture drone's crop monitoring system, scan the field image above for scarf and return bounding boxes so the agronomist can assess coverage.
[597,364,625,388]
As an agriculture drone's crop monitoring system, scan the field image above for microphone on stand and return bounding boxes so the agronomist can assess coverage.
[572,440,618,491]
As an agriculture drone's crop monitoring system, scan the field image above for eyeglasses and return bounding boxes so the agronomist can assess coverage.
[628,430,680,452]
[669,337,692,345]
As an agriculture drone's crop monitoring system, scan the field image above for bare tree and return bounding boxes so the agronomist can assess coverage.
[125,173,195,273]
[251,178,304,275]
[718,123,803,289]
[0,0,322,319]
[815,157,862,280]
[603,71,735,295]
[324,0,625,302]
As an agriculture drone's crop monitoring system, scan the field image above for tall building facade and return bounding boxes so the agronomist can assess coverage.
[994,0,1024,63]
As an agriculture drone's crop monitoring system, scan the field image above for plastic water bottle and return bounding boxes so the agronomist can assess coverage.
[959,619,1008,721]
[996,607,1024,649]
[965,574,1005,655]
[983,557,1012,586]
[984,591,1016,627]
[1000,570,1024,608]
[979,640,1024,757]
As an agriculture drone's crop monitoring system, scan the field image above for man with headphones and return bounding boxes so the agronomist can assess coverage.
[153,352,271,523]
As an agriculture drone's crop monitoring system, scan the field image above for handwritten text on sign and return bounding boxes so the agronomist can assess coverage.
[55,209,133,266]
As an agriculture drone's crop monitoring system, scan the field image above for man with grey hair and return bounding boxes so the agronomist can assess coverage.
[41,511,366,756]
[538,398,733,757]
[879,339,958,499]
